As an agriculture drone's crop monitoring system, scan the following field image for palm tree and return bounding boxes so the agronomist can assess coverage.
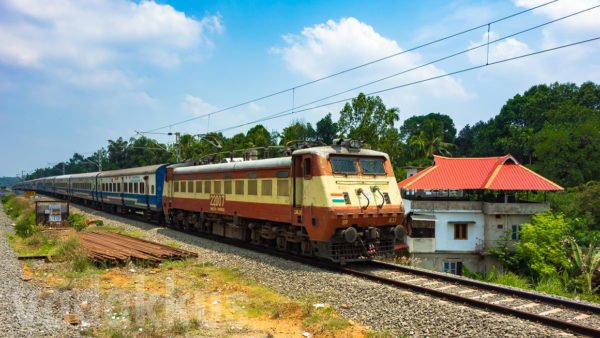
[409,120,455,160]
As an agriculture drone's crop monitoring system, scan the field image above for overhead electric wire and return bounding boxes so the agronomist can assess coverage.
[142,0,559,133]
[213,36,600,133]
[212,4,600,132]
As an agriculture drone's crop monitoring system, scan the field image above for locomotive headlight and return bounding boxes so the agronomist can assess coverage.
[342,227,358,243]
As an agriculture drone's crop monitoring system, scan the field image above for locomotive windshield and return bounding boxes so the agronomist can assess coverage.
[330,156,386,175]
[359,158,386,174]
[331,157,358,174]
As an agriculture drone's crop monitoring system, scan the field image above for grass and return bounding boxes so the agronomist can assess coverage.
[84,225,144,238]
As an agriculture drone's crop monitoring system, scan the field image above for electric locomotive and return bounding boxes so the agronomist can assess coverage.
[164,140,405,262]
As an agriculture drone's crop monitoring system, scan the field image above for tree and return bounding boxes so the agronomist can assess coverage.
[279,120,316,145]
[315,113,338,145]
[245,124,272,148]
[107,137,129,169]
[337,93,399,150]
[407,119,454,161]
[400,113,456,143]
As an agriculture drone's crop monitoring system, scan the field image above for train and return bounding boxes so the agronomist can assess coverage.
[14,141,405,262]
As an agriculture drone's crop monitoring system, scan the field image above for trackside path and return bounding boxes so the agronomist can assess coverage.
[0,206,78,338]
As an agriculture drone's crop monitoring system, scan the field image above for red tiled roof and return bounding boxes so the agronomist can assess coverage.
[398,155,562,191]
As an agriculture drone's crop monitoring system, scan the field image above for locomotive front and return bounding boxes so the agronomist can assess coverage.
[293,141,405,262]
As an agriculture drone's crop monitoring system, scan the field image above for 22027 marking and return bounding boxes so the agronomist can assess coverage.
[210,194,225,207]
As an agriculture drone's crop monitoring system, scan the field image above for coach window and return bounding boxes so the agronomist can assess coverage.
[235,180,244,195]
[262,180,272,196]
[224,180,232,194]
[174,181,179,193]
[303,158,312,178]
[140,183,144,194]
[248,180,257,195]
[187,181,193,193]
[181,181,186,193]
[133,183,138,193]
[118,183,121,192]
[214,181,222,194]
[205,181,212,193]
[151,185,155,195]
[277,180,289,196]
[124,183,128,193]
[195,181,202,193]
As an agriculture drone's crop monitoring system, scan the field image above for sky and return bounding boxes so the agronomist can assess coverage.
[1,0,599,177]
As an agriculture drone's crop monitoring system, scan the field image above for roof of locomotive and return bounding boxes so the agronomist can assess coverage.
[292,145,390,160]
[172,157,292,174]
[97,163,168,177]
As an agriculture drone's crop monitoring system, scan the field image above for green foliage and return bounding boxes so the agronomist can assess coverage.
[569,239,600,294]
[491,271,532,289]
[455,81,600,186]
[3,195,36,238]
[279,119,317,145]
[315,113,339,145]
[68,213,87,231]
[514,212,572,279]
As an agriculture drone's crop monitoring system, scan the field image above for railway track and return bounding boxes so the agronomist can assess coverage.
[341,260,600,337]
[57,200,600,336]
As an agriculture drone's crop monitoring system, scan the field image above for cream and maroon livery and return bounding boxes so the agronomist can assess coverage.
[164,145,405,262]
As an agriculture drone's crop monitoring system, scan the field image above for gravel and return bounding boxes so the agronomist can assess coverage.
[72,205,576,338]
[0,205,99,338]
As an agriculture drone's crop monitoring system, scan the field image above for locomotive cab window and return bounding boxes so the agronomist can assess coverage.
[303,158,312,178]
[359,158,386,175]
[330,157,358,174]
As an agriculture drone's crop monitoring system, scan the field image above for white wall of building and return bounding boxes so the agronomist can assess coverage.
[433,211,485,252]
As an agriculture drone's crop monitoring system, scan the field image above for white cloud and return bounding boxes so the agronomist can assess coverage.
[0,0,223,90]
[514,0,600,48]
[182,95,219,115]
[272,17,470,103]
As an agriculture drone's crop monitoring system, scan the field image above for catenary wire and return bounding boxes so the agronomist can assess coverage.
[142,0,560,133]
[213,36,600,133]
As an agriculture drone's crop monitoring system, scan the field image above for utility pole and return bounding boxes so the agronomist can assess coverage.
[168,132,181,163]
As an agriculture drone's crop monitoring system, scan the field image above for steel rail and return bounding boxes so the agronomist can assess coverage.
[364,260,600,314]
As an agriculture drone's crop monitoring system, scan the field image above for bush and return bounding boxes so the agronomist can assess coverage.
[69,213,87,231]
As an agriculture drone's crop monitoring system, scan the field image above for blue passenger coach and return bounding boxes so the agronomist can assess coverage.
[97,164,168,219]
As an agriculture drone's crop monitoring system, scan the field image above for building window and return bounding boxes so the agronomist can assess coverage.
[444,261,462,275]
[262,180,272,196]
[235,180,244,195]
[497,224,503,230]
[511,225,522,240]
[454,223,468,240]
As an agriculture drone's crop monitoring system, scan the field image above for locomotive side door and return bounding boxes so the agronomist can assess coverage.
[166,168,174,209]
[292,155,303,224]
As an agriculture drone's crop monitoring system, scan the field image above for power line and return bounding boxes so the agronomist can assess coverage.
[142,0,560,133]
[213,36,600,133]
[212,4,600,132]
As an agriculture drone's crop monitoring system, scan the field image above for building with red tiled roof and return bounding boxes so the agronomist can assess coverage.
[397,155,562,276]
